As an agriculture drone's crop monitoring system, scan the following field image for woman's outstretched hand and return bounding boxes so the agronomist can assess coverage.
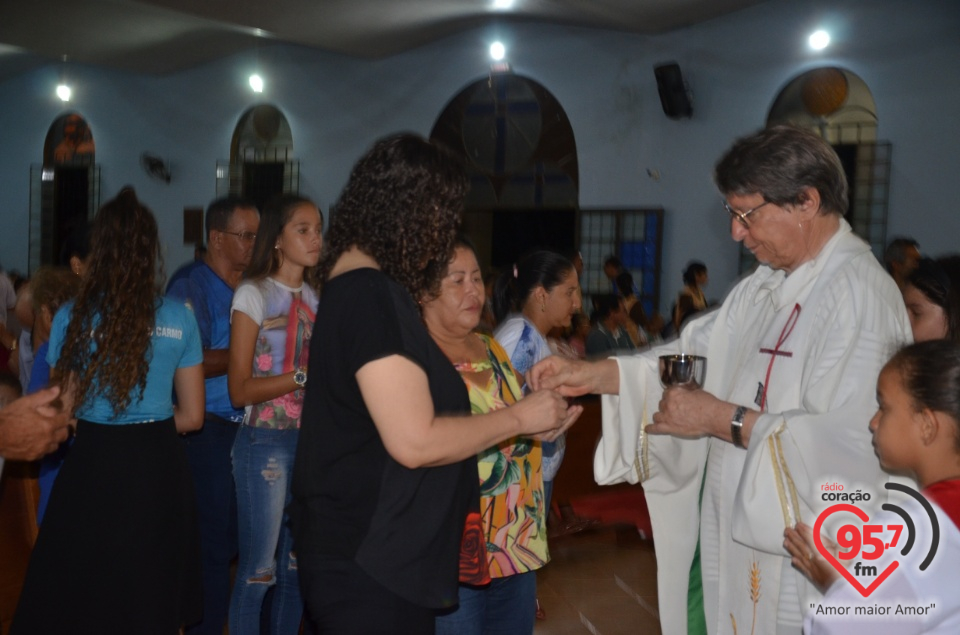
[511,388,583,441]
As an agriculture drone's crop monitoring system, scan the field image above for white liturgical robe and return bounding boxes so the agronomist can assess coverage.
[596,220,912,634]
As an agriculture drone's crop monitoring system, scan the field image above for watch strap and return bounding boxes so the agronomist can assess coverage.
[731,405,747,449]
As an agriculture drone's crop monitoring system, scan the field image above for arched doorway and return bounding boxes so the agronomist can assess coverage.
[29,113,100,272]
[431,72,662,314]
[217,104,298,211]
[431,72,579,273]
[735,67,890,274]
[766,67,889,261]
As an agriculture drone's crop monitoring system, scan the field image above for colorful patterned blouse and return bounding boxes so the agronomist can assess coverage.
[454,334,549,577]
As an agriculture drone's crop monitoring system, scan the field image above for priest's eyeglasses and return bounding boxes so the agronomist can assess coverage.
[723,200,773,229]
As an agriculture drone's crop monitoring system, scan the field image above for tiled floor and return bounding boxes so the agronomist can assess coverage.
[535,525,661,635]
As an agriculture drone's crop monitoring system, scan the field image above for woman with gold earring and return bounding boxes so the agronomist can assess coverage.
[492,250,581,621]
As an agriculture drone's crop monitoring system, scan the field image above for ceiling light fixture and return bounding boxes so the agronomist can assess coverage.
[489,41,506,61]
[249,32,265,93]
[57,54,71,102]
[492,0,514,9]
[808,30,830,51]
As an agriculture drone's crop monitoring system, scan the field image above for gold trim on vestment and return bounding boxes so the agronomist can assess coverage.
[773,425,802,525]
[767,434,792,528]
[636,396,651,482]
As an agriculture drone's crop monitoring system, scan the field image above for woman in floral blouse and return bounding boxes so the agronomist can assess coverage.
[423,237,556,634]
[227,194,323,634]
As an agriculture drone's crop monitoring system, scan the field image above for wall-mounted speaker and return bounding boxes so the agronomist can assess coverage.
[654,63,693,120]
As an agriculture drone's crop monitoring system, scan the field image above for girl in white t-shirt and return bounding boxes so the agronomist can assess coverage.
[227,195,322,634]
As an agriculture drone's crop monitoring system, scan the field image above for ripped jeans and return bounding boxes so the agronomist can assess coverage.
[230,424,303,634]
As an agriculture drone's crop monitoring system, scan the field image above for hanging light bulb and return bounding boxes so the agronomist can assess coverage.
[247,31,266,93]
[57,54,71,101]
[809,30,831,51]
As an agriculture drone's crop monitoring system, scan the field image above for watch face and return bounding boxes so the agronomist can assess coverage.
[294,369,307,387]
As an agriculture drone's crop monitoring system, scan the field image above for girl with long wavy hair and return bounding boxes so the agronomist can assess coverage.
[12,187,205,634]
[227,194,322,634]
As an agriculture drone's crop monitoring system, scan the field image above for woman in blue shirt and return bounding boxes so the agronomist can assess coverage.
[12,188,205,634]
[492,250,581,511]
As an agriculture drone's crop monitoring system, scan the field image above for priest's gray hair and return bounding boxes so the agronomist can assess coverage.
[714,125,848,216]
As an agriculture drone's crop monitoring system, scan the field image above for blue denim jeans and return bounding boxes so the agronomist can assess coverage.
[434,572,537,635]
[181,417,239,635]
[230,425,303,634]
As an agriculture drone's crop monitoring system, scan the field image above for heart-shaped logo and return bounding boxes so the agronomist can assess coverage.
[813,503,899,597]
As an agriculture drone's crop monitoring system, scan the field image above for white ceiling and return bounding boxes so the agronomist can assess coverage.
[0,0,765,78]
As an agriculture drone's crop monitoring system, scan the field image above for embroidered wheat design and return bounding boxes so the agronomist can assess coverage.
[730,613,738,635]
[750,560,761,635]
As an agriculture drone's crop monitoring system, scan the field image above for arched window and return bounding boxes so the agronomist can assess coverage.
[432,72,662,314]
[768,67,878,142]
[432,72,579,269]
[217,104,298,210]
[738,67,890,274]
[29,113,101,272]
[770,67,889,257]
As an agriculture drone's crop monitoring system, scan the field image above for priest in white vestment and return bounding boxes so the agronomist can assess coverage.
[529,126,912,635]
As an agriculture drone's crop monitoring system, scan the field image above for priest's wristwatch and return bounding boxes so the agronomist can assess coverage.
[293,367,307,389]
[731,405,747,449]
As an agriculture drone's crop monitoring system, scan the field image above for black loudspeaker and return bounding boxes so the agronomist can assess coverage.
[654,63,693,119]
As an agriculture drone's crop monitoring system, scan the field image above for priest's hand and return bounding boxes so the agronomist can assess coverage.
[648,386,729,439]
[0,386,73,460]
[527,356,620,396]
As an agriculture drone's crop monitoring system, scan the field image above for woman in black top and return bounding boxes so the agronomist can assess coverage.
[290,134,581,634]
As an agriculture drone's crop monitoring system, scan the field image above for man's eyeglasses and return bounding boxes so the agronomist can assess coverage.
[221,230,257,243]
[723,200,772,229]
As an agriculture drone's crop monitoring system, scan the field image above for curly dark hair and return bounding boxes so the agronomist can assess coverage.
[319,133,468,300]
[245,194,323,292]
[57,187,164,417]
